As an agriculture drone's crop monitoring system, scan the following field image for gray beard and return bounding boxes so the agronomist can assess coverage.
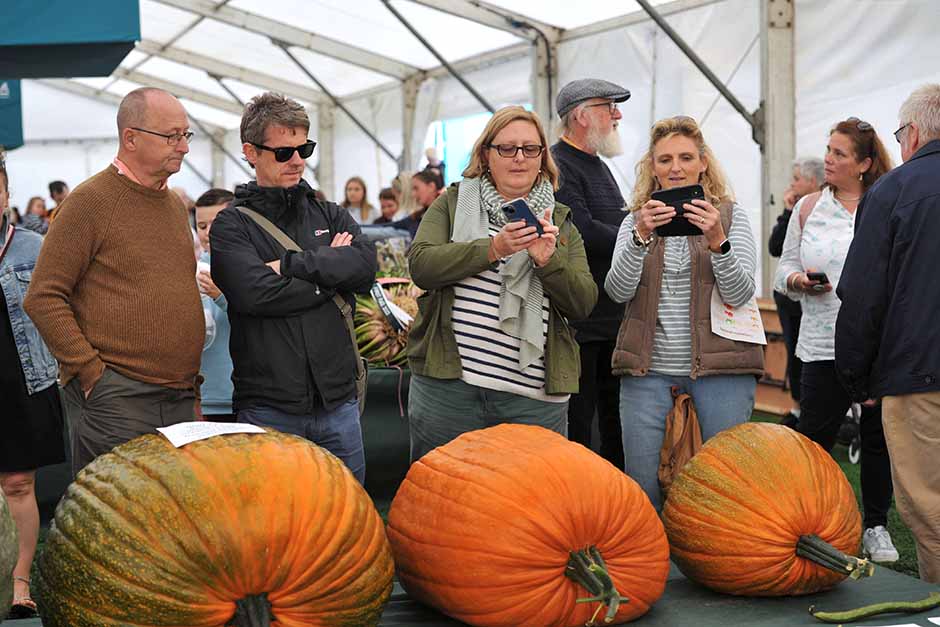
[586,125,623,158]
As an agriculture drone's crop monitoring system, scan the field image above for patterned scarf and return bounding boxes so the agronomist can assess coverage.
[452,176,555,370]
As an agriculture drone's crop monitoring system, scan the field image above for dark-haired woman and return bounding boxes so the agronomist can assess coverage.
[774,117,897,563]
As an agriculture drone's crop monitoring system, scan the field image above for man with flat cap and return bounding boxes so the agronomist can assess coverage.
[551,78,630,468]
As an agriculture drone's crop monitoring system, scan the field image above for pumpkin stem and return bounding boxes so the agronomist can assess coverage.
[565,547,630,626]
[796,534,875,580]
[228,593,274,627]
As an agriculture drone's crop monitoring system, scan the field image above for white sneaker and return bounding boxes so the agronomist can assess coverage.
[863,526,899,563]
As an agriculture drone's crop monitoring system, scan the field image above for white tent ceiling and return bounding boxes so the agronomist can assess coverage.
[7,0,940,293]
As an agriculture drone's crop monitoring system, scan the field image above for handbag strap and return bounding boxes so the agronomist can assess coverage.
[236,206,365,378]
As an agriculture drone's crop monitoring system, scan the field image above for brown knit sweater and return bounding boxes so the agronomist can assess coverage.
[24,166,204,390]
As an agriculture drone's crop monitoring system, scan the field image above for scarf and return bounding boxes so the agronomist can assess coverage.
[452,176,555,370]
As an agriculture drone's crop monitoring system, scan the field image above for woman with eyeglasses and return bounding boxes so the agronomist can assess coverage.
[0,156,65,619]
[774,117,898,562]
[605,115,763,511]
[406,105,597,461]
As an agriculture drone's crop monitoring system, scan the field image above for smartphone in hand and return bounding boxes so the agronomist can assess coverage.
[501,198,544,236]
[806,272,830,284]
[651,184,706,237]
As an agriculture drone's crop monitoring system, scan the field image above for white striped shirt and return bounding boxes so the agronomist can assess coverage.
[452,226,568,403]
[604,204,758,375]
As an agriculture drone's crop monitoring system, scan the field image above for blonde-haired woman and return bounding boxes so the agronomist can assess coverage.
[605,115,762,510]
[406,105,597,461]
[342,176,380,224]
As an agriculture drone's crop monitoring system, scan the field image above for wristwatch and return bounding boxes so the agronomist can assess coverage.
[632,226,653,249]
[716,238,731,255]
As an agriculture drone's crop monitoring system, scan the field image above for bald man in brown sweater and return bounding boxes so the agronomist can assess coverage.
[24,87,204,476]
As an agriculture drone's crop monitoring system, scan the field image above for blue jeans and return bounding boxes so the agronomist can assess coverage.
[620,373,756,511]
[237,399,365,485]
[408,374,569,462]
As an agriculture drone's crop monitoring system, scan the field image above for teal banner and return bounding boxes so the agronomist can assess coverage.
[0,1,140,78]
[0,80,23,151]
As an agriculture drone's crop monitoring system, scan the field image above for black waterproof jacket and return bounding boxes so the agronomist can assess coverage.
[209,179,377,414]
[835,140,940,401]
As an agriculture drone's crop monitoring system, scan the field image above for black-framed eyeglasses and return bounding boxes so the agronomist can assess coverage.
[131,127,194,145]
[584,101,619,115]
[251,141,317,162]
[846,117,873,132]
[893,122,911,144]
[487,144,544,158]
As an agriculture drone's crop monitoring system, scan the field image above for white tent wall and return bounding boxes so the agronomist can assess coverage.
[331,90,403,203]
[5,0,940,293]
[9,81,216,211]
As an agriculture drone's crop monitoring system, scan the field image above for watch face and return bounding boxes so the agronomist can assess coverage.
[720,239,731,254]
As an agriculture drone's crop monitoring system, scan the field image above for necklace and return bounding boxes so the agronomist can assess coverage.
[835,191,861,202]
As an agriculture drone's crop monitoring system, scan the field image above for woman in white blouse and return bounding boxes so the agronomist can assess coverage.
[774,117,898,562]
[605,115,763,511]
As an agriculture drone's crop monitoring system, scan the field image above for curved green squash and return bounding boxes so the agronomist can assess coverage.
[0,490,19,622]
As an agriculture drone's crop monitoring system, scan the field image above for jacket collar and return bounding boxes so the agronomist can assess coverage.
[909,139,940,162]
[234,178,316,222]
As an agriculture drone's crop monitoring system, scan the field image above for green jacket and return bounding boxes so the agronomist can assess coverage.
[406,184,598,395]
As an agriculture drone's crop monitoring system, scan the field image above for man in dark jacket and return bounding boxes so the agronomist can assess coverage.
[768,156,823,426]
[210,93,377,484]
[835,83,940,583]
[550,78,630,467]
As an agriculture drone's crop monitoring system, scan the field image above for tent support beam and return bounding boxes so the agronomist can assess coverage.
[317,104,335,198]
[211,129,226,188]
[151,0,417,79]
[401,75,423,172]
[634,0,761,145]
[381,0,495,114]
[275,42,400,164]
[136,40,327,106]
[759,0,795,295]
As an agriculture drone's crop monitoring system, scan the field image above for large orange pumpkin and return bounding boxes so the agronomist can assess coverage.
[662,422,872,596]
[388,424,669,627]
[34,431,393,627]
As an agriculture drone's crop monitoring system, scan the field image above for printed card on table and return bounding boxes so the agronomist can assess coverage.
[157,422,266,448]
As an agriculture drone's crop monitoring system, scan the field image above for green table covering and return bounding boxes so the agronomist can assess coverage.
[11,567,939,626]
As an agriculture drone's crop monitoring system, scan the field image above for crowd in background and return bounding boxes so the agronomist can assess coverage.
[3,80,940,620]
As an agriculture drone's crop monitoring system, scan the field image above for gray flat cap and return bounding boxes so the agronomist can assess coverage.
[556,79,630,117]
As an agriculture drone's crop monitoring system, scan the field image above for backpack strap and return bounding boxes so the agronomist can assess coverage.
[798,192,822,230]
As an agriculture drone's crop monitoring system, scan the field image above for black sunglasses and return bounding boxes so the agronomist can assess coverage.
[251,140,317,162]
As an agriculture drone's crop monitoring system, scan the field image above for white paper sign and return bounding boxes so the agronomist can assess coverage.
[710,287,767,345]
[157,422,266,448]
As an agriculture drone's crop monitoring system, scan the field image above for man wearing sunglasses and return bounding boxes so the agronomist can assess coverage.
[836,83,940,583]
[549,78,630,468]
[24,87,204,476]
[209,92,377,484]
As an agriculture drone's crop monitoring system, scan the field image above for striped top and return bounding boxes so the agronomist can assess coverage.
[605,204,758,375]
[452,225,567,403]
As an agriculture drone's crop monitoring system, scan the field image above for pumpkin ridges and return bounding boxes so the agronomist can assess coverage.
[389,424,669,626]
[37,432,393,626]
[663,423,863,596]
